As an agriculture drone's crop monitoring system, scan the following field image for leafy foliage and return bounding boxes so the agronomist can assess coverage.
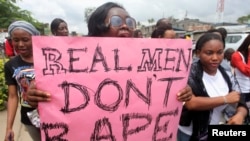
[0,0,44,33]
[0,58,8,111]
[237,14,250,24]
[84,7,96,23]
[148,18,155,24]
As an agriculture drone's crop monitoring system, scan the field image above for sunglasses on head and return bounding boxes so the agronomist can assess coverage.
[107,15,136,30]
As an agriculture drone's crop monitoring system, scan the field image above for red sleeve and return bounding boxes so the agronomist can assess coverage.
[231,51,250,76]
[4,40,14,57]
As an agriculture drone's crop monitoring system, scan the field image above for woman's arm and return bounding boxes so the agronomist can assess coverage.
[227,106,248,125]
[231,51,250,76]
[185,91,240,111]
[5,85,18,141]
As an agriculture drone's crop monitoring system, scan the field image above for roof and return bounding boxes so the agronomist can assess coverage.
[216,24,250,33]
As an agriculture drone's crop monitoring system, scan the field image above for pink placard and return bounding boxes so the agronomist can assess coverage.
[32,36,192,141]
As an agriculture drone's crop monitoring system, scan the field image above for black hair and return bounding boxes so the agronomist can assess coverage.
[133,29,142,38]
[151,25,173,38]
[207,28,225,47]
[217,27,227,38]
[224,48,235,61]
[155,18,172,29]
[87,2,124,37]
[195,33,223,51]
[50,18,67,35]
[237,34,250,63]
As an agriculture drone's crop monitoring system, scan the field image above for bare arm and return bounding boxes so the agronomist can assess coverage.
[5,85,18,141]
[185,91,240,111]
[227,106,248,125]
[231,51,250,76]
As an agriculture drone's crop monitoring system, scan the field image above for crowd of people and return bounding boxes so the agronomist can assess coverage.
[3,1,250,141]
[178,33,248,141]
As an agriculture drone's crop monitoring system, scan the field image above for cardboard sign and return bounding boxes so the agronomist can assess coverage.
[32,36,192,141]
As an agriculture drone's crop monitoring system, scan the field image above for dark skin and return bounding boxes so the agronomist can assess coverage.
[186,40,247,124]
[53,22,69,36]
[5,29,33,141]
[27,82,192,108]
[11,29,33,62]
[102,7,133,37]
[26,6,192,108]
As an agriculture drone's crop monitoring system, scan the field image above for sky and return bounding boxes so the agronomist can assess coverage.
[16,0,250,35]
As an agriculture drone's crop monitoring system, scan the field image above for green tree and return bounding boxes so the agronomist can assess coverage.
[137,21,141,27]
[148,18,155,24]
[0,0,44,33]
[84,7,96,23]
[237,14,250,24]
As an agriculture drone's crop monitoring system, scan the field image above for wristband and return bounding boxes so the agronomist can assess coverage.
[223,96,227,104]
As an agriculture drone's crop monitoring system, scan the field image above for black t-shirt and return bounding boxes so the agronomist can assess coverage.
[4,55,36,125]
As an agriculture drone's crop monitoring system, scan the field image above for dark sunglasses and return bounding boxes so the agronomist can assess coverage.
[107,15,136,30]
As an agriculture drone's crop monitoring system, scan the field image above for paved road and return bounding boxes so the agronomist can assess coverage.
[0,105,33,141]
